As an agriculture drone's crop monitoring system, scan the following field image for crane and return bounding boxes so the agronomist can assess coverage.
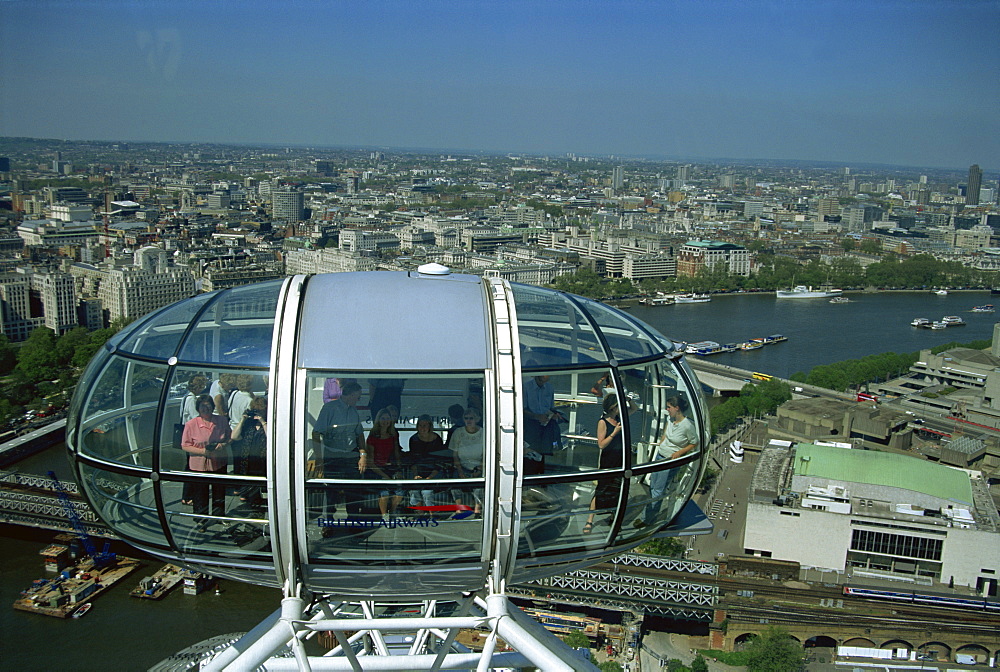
[47,471,116,568]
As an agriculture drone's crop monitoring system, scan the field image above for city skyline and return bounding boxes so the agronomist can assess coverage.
[1,0,998,171]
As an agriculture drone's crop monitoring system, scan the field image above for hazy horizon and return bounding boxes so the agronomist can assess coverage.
[1,0,998,171]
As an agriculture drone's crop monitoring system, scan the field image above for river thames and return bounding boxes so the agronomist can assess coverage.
[3,290,999,670]
[628,290,1000,379]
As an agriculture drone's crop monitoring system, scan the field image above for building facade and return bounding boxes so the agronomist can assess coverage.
[675,240,750,277]
[272,188,305,223]
[967,164,982,206]
[743,443,999,594]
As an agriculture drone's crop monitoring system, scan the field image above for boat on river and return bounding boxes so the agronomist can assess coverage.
[933,289,948,296]
[71,602,91,618]
[972,304,995,313]
[674,293,711,304]
[911,317,930,327]
[829,296,850,304]
[639,293,673,306]
[776,285,842,299]
[942,315,965,326]
[738,339,765,351]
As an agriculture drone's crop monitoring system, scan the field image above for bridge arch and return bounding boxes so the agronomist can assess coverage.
[955,644,990,664]
[880,638,914,652]
[805,636,838,649]
[916,642,951,660]
[733,633,758,649]
[843,637,875,648]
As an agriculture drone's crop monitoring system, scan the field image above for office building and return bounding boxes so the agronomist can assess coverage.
[967,164,982,206]
[50,203,94,221]
[77,248,197,325]
[272,188,304,222]
[16,219,100,247]
[676,240,750,277]
[612,165,624,192]
[0,268,79,340]
[0,274,43,341]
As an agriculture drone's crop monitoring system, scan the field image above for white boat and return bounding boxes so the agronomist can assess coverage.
[972,304,994,313]
[72,602,92,618]
[640,293,672,305]
[829,296,850,304]
[933,289,948,296]
[685,340,720,354]
[942,315,965,326]
[911,317,930,327]
[930,321,947,329]
[674,293,711,303]
[776,285,843,299]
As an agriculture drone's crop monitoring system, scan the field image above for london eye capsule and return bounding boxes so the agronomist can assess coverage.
[66,268,708,599]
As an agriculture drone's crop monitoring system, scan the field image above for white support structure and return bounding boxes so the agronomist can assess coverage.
[201,591,598,672]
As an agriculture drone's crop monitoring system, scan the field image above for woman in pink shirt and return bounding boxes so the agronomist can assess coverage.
[181,394,231,520]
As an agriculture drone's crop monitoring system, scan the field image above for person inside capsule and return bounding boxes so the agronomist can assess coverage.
[637,393,698,528]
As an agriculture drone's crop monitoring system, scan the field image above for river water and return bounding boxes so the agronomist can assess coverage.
[4,290,998,669]
[627,290,1000,379]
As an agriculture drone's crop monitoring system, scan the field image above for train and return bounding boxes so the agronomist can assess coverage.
[843,586,1000,612]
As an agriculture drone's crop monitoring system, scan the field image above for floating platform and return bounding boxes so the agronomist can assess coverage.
[13,556,142,618]
[130,563,186,600]
[687,334,787,356]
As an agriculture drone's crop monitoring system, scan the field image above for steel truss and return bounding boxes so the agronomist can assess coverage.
[613,553,718,575]
[200,591,600,672]
[508,586,713,621]
[542,568,716,607]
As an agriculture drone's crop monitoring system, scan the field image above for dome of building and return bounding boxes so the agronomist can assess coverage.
[66,270,707,598]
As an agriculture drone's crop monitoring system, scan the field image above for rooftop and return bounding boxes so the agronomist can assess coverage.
[793,443,973,506]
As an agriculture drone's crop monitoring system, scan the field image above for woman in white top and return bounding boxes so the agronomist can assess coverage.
[450,407,484,516]
[637,393,698,528]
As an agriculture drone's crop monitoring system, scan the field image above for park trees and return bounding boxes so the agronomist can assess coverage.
[0,334,16,376]
[14,327,58,383]
[743,627,806,672]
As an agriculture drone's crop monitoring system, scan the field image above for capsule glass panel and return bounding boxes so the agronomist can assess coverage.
[511,284,606,367]
[304,372,486,565]
[78,357,168,467]
[77,464,167,548]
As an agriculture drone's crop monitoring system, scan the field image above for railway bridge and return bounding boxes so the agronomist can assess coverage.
[719,604,1000,666]
[510,554,720,621]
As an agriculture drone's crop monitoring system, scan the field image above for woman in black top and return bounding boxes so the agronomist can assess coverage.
[584,394,625,533]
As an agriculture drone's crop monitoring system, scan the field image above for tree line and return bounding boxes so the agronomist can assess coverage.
[550,253,1000,300]
[0,325,120,426]
[789,338,991,392]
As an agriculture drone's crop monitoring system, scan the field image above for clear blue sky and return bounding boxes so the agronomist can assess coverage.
[1,0,997,169]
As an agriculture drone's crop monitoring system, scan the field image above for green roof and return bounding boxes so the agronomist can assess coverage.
[794,444,973,505]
